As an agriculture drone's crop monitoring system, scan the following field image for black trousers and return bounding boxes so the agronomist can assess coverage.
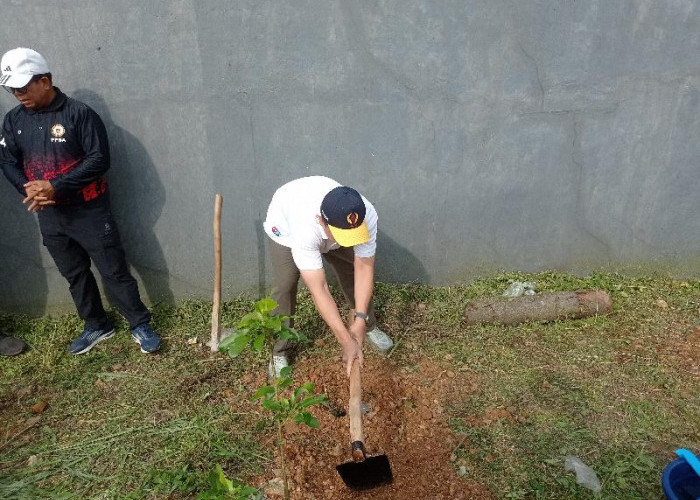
[37,196,150,330]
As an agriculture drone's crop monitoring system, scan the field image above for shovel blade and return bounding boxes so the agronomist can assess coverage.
[336,454,393,490]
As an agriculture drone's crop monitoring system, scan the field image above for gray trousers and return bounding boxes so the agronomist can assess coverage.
[268,239,376,355]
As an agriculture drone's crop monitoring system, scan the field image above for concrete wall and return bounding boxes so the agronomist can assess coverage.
[1,1,698,314]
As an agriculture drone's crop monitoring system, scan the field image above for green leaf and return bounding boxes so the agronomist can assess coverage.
[292,330,309,343]
[253,386,275,399]
[300,411,319,428]
[277,330,293,341]
[218,466,234,492]
[278,327,308,343]
[252,333,265,352]
[262,400,283,412]
[279,366,292,378]
[298,394,328,409]
[207,464,233,493]
[199,466,260,500]
[276,377,293,391]
[237,311,264,327]
[255,297,278,313]
[218,328,246,350]
[263,315,282,332]
[221,333,251,358]
[293,382,314,399]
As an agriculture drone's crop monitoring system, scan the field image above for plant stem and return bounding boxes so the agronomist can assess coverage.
[278,419,290,500]
[272,360,291,500]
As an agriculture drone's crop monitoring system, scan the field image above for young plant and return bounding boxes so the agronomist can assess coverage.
[197,464,260,500]
[219,297,307,358]
[254,366,328,499]
[219,297,327,500]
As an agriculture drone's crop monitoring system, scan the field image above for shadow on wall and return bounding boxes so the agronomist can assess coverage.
[256,228,427,297]
[0,99,49,315]
[376,230,429,283]
[71,89,175,308]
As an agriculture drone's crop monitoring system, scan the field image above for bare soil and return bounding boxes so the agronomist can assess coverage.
[248,355,492,500]
[674,325,700,376]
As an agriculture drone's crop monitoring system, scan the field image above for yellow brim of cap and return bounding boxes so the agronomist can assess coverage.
[328,221,370,247]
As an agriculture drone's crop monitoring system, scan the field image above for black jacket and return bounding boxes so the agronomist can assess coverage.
[0,88,109,204]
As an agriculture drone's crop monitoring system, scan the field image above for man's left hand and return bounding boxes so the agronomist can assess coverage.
[23,180,56,212]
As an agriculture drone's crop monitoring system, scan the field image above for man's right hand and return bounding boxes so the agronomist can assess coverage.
[299,268,365,377]
[24,181,56,212]
[340,336,363,377]
[25,195,55,212]
[348,318,366,347]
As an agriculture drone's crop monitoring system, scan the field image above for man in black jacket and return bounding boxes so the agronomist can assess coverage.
[0,47,160,354]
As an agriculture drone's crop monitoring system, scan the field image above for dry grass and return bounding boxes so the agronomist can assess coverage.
[0,272,698,499]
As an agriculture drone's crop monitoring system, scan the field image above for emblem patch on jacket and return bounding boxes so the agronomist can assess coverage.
[50,123,65,138]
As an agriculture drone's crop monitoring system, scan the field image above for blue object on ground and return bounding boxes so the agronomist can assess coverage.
[69,324,115,354]
[662,449,700,500]
[677,450,700,477]
[131,323,161,353]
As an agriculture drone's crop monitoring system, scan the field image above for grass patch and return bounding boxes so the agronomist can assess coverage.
[1,272,699,499]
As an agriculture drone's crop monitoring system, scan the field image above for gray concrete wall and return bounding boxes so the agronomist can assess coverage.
[1,1,698,314]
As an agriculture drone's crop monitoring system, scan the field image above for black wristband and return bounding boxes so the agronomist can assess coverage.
[354,311,369,322]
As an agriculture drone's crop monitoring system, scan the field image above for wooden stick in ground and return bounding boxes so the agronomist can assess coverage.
[210,194,223,352]
[463,289,612,326]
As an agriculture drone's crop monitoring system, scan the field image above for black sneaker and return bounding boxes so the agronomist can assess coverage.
[0,333,28,356]
[131,323,161,353]
[69,324,115,354]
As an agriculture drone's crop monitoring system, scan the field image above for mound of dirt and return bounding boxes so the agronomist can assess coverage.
[257,356,492,499]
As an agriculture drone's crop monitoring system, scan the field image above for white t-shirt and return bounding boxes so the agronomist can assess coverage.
[263,176,378,270]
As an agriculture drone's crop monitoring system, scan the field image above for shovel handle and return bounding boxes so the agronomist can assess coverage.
[349,358,365,460]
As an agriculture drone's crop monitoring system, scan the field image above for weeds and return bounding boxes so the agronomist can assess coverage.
[0,273,698,499]
[198,464,260,499]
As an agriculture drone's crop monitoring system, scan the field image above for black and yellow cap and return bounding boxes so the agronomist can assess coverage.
[320,186,370,247]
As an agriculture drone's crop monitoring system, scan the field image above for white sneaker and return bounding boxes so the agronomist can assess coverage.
[366,327,393,352]
[268,354,289,378]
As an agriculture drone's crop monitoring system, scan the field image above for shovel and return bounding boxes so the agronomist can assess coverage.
[336,358,393,490]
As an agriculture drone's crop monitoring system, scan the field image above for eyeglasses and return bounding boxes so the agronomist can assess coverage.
[3,75,43,95]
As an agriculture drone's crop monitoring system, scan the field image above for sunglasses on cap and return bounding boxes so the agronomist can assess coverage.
[3,74,44,95]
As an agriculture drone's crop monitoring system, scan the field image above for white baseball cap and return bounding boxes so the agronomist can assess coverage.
[0,48,50,88]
